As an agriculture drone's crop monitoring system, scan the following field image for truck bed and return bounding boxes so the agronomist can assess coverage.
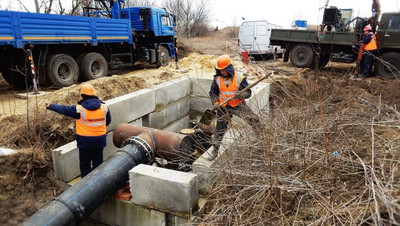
[270,29,359,46]
[0,10,132,48]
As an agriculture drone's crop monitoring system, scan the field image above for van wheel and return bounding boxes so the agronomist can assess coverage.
[290,44,315,68]
[375,52,400,79]
[80,53,108,81]
[46,54,79,87]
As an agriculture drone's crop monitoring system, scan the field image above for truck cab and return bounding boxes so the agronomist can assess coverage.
[374,12,400,79]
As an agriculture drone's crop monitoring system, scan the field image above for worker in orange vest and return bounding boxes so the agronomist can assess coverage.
[208,55,261,160]
[46,84,112,177]
[355,24,378,80]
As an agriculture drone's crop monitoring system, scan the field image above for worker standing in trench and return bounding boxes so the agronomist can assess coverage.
[208,55,261,160]
[46,84,112,177]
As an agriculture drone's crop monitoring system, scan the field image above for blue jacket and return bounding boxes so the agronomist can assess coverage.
[48,97,112,149]
[209,64,252,105]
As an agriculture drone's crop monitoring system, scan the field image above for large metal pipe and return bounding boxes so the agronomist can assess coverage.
[113,123,195,165]
[23,124,194,226]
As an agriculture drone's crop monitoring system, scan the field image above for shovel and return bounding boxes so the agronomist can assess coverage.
[354,43,364,76]
[199,72,273,125]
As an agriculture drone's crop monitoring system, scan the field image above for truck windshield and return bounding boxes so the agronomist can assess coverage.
[161,15,172,26]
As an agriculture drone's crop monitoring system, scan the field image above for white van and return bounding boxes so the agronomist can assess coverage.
[238,20,283,60]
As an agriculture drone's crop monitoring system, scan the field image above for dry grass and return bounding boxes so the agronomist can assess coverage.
[194,67,400,225]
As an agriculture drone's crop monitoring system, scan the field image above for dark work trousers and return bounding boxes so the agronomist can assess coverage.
[79,148,104,177]
[213,102,261,152]
[360,50,377,77]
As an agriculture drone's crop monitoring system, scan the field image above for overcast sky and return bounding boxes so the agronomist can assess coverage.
[1,0,399,29]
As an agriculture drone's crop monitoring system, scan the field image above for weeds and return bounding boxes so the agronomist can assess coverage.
[196,71,400,225]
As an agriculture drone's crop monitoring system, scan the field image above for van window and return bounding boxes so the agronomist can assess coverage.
[388,15,400,30]
[256,25,267,36]
[242,25,254,36]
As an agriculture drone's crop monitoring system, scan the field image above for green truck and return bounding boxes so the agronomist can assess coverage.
[270,9,400,79]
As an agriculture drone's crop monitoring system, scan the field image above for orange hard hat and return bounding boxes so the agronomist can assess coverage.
[363,24,372,31]
[216,55,232,70]
[80,84,95,96]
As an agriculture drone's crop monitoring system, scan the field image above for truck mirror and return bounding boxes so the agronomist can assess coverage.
[173,15,176,26]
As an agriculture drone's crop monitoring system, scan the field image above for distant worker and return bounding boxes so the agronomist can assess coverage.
[208,55,261,160]
[355,24,378,80]
[46,84,112,177]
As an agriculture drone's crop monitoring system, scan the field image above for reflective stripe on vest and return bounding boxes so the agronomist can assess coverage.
[75,104,108,136]
[365,32,377,51]
[216,72,244,107]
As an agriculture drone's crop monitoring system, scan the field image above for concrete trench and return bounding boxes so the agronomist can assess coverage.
[48,77,270,225]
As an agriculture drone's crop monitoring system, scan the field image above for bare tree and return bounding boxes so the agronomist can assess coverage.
[124,0,158,7]
[163,0,211,38]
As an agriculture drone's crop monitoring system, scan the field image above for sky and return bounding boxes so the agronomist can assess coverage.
[0,0,399,29]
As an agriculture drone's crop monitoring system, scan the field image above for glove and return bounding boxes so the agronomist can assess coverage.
[234,93,243,100]
[213,102,220,108]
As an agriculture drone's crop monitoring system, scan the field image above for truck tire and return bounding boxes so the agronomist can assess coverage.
[46,54,79,87]
[80,53,108,81]
[374,52,400,79]
[157,46,170,67]
[290,44,315,68]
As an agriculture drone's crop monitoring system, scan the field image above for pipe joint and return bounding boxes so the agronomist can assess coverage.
[122,136,154,164]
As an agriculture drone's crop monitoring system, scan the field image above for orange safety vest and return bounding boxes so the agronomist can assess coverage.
[364,32,377,51]
[216,72,244,107]
[75,104,108,136]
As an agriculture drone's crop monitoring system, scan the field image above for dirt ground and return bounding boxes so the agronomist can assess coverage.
[1,30,400,225]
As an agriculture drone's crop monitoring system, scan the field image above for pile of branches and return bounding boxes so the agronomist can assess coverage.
[197,72,400,225]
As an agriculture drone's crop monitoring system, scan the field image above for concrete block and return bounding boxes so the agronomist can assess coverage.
[105,88,155,131]
[247,83,270,114]
[192,130,236,194]
[129,164,199,216]
[190,96,213,113]
[152,77,192,107]
[166,213,191,225]
[191,77,213,97]
[162,115,190,134]
[87,197,166,226]
[144,97,190,129]
[52,141,80,182]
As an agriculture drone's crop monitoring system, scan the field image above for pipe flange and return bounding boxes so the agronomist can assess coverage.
[121,136,155,164]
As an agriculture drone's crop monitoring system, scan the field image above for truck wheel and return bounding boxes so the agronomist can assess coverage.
[46,54,79,87]
[290,45,315,68]
[375,52,400,79]
[80,53,108,81]
[157,46,170,67]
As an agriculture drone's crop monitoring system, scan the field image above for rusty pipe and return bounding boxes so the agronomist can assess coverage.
[113,123,194,163]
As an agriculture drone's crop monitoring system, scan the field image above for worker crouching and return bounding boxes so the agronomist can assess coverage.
[46,84,112,177]
[208,55,261,160]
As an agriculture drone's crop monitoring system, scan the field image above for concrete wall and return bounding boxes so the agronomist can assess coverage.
[52,77,270,183]
[86,164,196,226]
[53,76,270,225]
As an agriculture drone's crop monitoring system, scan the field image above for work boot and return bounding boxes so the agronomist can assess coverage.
[353,74,364,81]
[207,148,218,161]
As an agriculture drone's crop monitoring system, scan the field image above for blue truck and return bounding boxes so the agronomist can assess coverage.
[0,0,176,88]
